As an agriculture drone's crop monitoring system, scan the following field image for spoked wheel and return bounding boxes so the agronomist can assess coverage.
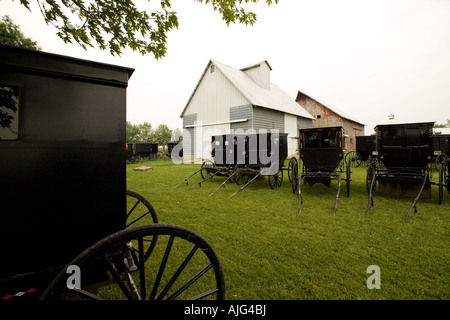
[227,165,235,183]
[201,160,215,180]
[345,151,362,168]
[268,165,283,189]
[126,190,158,228]
[234,166,248,185]
[287,158,297,182]
[40,224,226,300]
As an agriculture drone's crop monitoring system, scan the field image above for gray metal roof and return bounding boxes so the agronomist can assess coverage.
[181,60,314,120]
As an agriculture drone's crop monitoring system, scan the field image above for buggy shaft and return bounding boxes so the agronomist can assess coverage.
[175,168,202,188]
[228,172,262,199]
[209,171,237,197]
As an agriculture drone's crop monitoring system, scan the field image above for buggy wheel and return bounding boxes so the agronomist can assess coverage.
[227,165,235,183]
[287,158,297,182]
[345,151,362,168]
[234,167,248,185]
[40,224,226,300]
[201,160,215,180]
[268,167,283,189]
[291,161,299,194]
[126,190,158,228]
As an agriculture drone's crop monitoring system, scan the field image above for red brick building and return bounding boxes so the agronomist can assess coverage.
[295,90,365,150]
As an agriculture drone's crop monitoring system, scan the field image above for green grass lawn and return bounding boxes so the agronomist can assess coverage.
[126,159,450,300]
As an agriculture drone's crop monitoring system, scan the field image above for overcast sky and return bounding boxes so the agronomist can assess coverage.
[1,0,449,134]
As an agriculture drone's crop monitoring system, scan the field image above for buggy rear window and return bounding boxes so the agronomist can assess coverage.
[303,130,340,148]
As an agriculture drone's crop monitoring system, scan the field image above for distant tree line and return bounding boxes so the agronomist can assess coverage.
[126,121,182,151]
[434,119,450,128]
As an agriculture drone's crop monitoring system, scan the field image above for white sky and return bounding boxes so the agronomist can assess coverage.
[1,0,449,134]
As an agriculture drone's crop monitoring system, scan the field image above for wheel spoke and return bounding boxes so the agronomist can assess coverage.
[127,199,141,219]
[71,288,104,300]
[126,190,158,227]
[126,210,151,228]
[101,254,137,300]
[167,263,214,300]
[157,245,199,300]
[149,235,175,300]
[138,237,146,300]
[40,224,225,301]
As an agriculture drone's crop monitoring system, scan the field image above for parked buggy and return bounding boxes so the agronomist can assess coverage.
[291,127,351,215]
[176,134,242,189]
[167,142,183,158]
[366,122,447,222]
[177,132,288,198]
[344,135,376,167]
[0,46,225,300]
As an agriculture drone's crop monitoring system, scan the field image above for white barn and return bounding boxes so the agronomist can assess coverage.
[180,60,314,163]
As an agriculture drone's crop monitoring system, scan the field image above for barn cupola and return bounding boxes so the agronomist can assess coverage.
[240,60,272,90]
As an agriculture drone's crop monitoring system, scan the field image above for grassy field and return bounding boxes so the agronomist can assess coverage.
[126,159,449,300]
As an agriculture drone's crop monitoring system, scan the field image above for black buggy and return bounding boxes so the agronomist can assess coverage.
[366,122,448,222]
[291,126,351,215]
[178,132,288,198]
[130,143,159,160]
[0,45,225,300]
[344,135,376,168]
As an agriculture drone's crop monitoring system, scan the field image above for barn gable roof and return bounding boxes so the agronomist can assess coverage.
[180,60,314,120]
[296,90,365,126]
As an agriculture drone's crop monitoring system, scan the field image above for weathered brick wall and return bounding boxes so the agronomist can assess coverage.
[296,92,364,150]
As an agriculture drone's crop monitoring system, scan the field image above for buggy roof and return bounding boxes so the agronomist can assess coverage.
[374,121,435,131]
[300,126,343,132]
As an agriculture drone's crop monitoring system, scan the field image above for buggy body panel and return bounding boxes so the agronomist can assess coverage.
[375,122,434,173]
[432,134,450,156]
[211,132,288,168]
[356,135,376,161]
[299,127,344,172]
[0,45,134,282]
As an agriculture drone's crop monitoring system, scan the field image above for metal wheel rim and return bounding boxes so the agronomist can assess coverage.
[40,224,226,300]
[201,160,215,180]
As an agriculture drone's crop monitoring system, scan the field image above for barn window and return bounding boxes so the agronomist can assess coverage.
[210,65,215,73]
[317,115,321,119]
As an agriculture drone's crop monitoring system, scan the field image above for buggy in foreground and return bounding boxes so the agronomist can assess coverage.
[0,45,225,300]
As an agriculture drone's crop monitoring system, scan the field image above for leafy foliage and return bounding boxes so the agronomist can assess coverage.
[434,120,450,128]
[126,121,175,149]
[195,0,278,26]
[0,86,19,134]
[0,15,41,50]
[153,124,172,150]
[17,0,278,57]
[127,121,154,143]
[171,128,183,142]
